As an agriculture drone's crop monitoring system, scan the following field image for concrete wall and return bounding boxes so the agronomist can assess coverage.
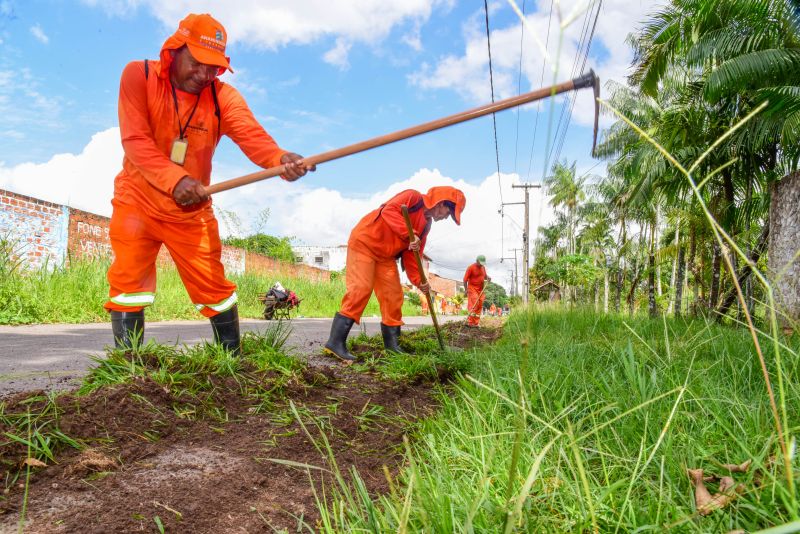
[1,188,325,281]
[0,189,69,270]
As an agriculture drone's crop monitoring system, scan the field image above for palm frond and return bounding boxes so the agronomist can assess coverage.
[704,48,800,101]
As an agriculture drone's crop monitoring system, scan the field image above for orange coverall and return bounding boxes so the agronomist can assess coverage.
[464,262,488,326]
[341,187,462,326]
[105,36,287,317]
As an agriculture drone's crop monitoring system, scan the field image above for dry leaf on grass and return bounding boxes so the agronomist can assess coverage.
[720,459,751,473]
[687,468,745,516]
[22,458,47,468]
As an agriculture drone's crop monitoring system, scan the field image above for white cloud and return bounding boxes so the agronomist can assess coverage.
[401,21,424,52]
[410,0,659,127]
[29,24,49,44]
[0,128,121,216]
[0,128,554,292]
[84,0,449,65]
[323,38,352,70]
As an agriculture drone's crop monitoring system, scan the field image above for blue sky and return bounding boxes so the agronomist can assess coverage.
[0,0,657,289]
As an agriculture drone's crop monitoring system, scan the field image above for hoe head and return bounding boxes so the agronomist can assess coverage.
[572,69,601,157]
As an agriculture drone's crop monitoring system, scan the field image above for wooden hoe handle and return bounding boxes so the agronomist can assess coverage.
[401,204,445,351]
[205,70,599,196]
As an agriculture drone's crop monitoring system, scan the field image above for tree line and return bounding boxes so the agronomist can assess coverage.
[532,0,799,325]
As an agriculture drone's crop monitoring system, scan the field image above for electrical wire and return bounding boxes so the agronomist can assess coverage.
[549,0,602,169]
[513,0,527,175]
[553,4,602,165]
[483,0,505,257]
[545,1,593,171]
[531,0,601,269]
[524,0,555,182]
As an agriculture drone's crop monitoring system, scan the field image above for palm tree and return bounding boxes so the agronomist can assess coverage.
[578,201,614,311]
[629,0,800,325]
[544,161,586,255]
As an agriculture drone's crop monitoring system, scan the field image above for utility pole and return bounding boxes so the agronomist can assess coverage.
[500,255,517,296]
[501,201,524,299]
[509,248,522,297]
[512,184,541,305]
[502,248,522,297]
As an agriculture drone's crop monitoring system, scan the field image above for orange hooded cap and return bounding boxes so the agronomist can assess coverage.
[160,13,233,75]
[422,186,466,225]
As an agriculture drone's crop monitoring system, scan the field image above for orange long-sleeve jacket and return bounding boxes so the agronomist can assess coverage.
[463,262,488,291]
[114,44,287,222]
[348,189,430,286]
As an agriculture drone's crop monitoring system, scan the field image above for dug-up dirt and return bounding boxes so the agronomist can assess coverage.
[0,320,502,533]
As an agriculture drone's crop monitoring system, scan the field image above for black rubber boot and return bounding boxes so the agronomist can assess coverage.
[324,312,357,363]
[210,305,241,355]
[381,323,407,354]
[111,310,145,350]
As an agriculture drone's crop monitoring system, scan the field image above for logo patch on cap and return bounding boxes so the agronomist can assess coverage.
[215,29,223,41]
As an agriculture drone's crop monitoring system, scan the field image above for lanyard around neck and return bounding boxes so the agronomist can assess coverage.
[171,83,201,140]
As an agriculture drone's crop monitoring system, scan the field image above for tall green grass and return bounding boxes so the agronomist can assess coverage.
[313,308,799,532]
[0,258,419,325]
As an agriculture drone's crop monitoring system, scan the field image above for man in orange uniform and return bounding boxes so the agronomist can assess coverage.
[324,187,466,362]
[464,255,491,327]
[105,13,314,354]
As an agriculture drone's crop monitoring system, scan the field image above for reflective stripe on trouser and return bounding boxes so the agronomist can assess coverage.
[110,292,156,307]
[195,291,238,314]
[105,201,237,317]
[467,287,484,326]
[339,247,404,326]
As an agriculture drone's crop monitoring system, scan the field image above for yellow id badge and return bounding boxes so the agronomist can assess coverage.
[170,138,188,165]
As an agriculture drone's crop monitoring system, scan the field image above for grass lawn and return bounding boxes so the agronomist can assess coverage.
[317,307,799,532]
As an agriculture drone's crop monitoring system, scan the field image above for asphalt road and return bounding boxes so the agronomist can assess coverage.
[0,316,459,396]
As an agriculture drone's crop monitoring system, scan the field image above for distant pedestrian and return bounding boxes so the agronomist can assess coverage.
[463,255,490,327]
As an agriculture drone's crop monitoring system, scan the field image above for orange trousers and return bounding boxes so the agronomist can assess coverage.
[339,247,404,326]
[467,286,484,326]
[104,201,237,318]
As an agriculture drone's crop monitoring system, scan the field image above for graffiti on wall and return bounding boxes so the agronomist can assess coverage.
[67,208,113,263]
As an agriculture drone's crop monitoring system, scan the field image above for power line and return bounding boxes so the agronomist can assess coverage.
[513,0,527,175]
[529,2,602,278]
[548,0,602,169]
[552,3,602,166]
[483,0,504,257]
[545,4,592,171]
[524,0,555,182]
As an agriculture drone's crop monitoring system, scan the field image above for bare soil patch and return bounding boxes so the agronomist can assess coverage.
[0,320,502,533]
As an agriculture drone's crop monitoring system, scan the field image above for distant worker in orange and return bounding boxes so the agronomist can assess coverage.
[420,293,429,315]
[489,302,497,317]
[464,255,490,327]
[105,13,314,354]
[324,187,466,362]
